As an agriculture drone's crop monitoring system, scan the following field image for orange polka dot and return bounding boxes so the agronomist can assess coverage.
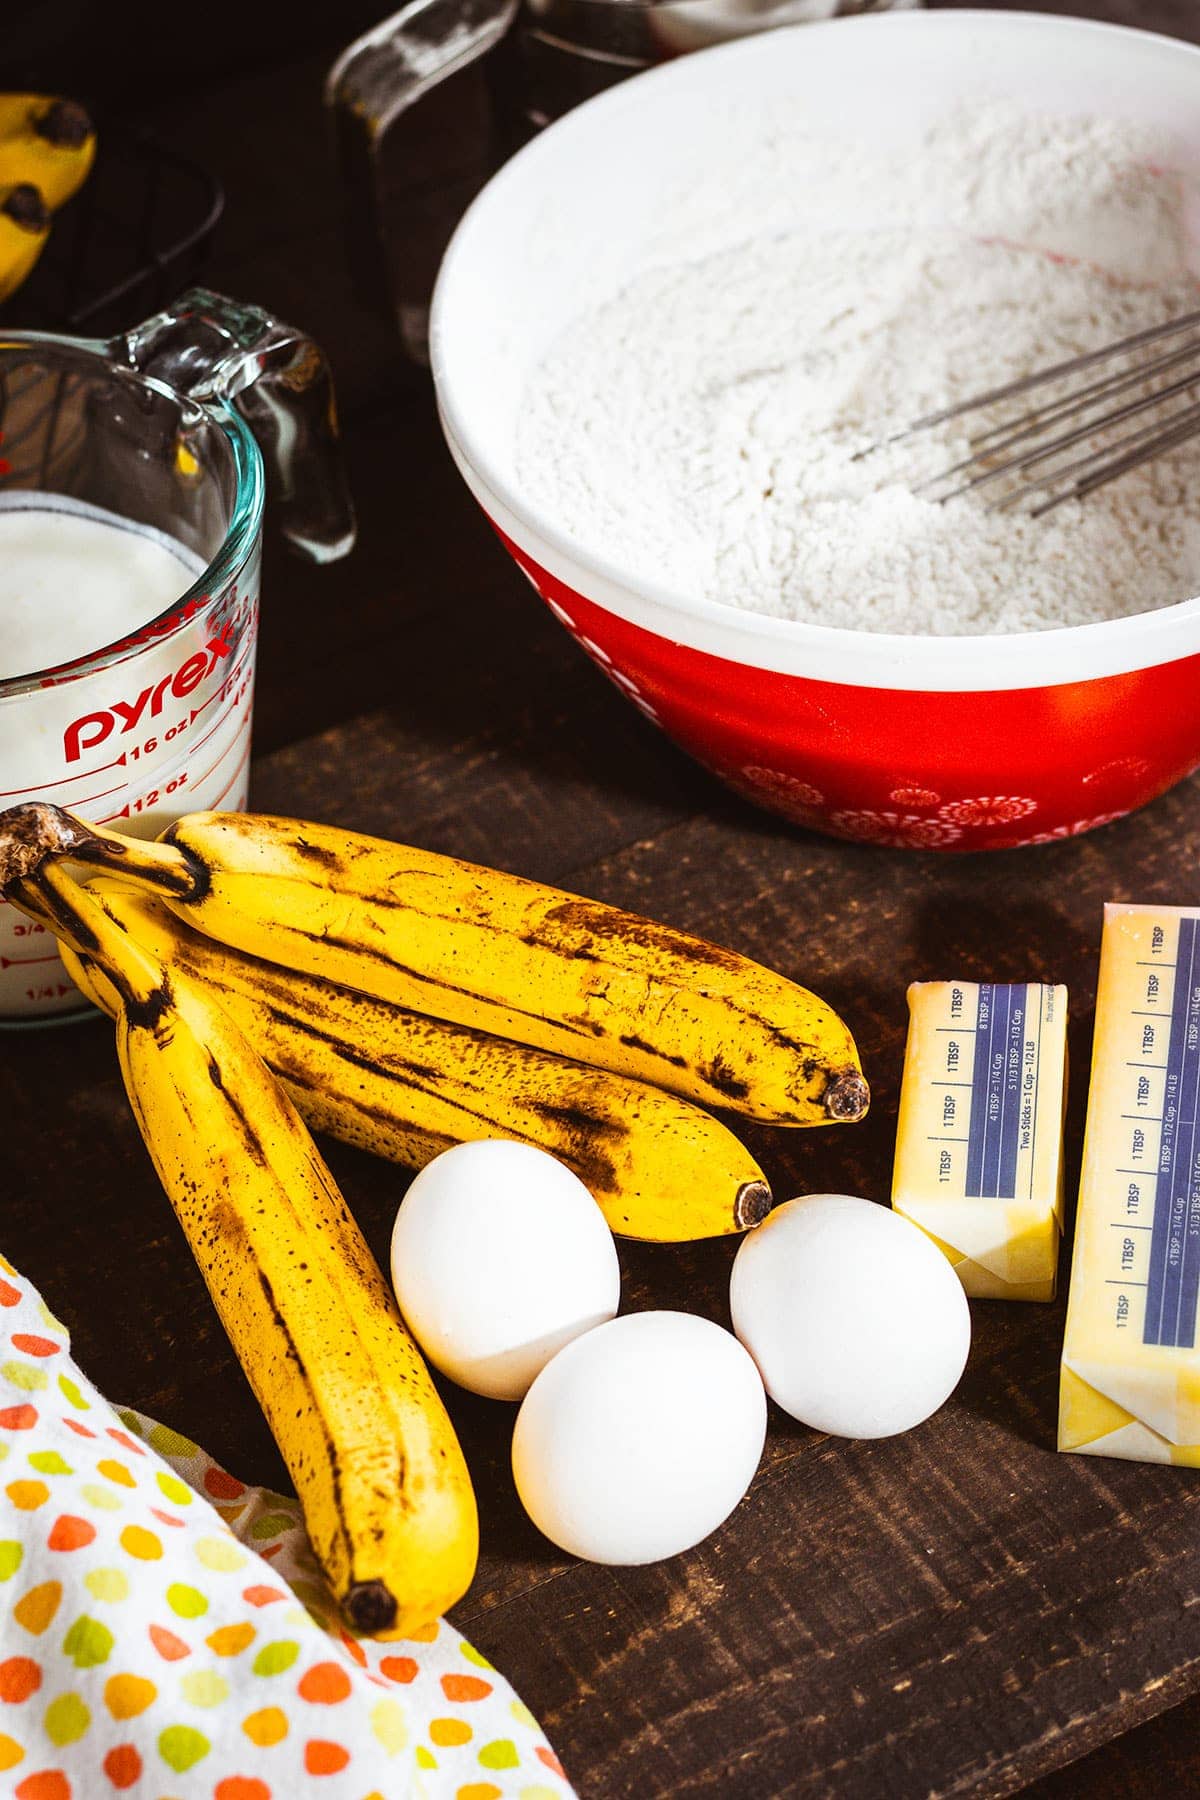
[242,1707,288,1748]
[96,1461,135,1490]
[338,1633,367,1669]
[404,1619,439,1643]
[0,1658,41,1702]
[148,1626,190,1662]
[214,1782,270,1800]
[14,1772,70,1800]
[63,1423,94,1440]
[0,1406,37,1431]
[102,1745,141,1790]
[0,1281,19,1308]
[6,1482,48,1512]
[380,1657,418,1685]
[13,1582,61,1636]
[118,1526,160,1561]
[103,1675,156,1720]
[429,1718,472,1747]
[297,1662,351,1705]
[10,1337,57,1359]
[149,1509,185,1529]
[537,1746,568,1778]
[105,1430,144,1457]
[440,1674,493,1703]
[242,1586,285,1608]
[207,1624,255,1658]
[304,1741,350,1776]
[46,1517,95,1552]
[204,1469,245,1500]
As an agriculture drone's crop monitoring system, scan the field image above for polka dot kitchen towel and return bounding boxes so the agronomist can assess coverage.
[0,1255,576,1800]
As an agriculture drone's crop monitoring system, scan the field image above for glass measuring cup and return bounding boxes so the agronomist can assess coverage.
[0,288,354,1023]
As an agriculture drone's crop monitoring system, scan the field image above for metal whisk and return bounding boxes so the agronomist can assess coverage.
[882,307,1200,517]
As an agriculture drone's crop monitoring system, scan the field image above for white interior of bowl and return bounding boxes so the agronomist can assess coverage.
[432,10,1200,690]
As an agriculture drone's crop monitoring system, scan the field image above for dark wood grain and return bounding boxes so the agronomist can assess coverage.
[6,4,1200,1795]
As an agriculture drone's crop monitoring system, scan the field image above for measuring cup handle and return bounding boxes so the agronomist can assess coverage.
[326,0,518,363]
[111,289,356,563]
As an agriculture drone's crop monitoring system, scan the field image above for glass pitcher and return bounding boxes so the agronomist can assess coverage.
[327,0,920,360]
[0,288,354,1023]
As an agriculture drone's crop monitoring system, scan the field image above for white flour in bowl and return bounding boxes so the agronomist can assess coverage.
[516,106,1200,634]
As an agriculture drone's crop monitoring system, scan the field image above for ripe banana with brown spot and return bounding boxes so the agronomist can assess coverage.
[0,183,50,302]
[19,805,870,1129]
[7,851,477,1638]
[0,96,95,210]
[60,878,773,1241]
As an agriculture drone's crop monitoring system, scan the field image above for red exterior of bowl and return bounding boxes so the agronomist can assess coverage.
[499,527,1200,851]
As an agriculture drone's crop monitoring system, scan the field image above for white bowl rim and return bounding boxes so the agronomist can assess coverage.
[431,8,1200,694]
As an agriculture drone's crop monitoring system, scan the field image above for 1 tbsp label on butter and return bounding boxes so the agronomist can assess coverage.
[892,980,1068,1304]
[1060,905,1200,1464]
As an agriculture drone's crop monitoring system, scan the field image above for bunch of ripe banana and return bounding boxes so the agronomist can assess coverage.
[0,96,95,302]
[0,801,869,1634]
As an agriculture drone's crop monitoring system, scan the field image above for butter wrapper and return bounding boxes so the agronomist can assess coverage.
[1061,904,1200,1465]
[893,980,1068,1302]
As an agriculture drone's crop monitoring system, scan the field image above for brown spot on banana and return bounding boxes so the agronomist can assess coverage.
[823,1070,870,1122]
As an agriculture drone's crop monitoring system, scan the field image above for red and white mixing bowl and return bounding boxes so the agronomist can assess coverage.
[431,11,1200,850]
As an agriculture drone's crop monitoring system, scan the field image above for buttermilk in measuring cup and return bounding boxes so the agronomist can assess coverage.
[0,495,257,1022]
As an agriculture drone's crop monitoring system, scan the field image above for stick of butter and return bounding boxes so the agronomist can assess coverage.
[1060,903,1200,1466]
[892,981,1068,1302]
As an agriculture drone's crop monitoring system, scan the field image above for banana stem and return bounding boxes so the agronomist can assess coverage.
[11,862,167,1013]
[0,802,200,901]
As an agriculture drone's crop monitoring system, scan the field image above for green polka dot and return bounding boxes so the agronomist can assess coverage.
[44,1693,90,1747]
[462,1642,495,1671]
[180,1670,229,1708]
[479,1739,520,1771]
[155,1472,193,1506]
[2,1361,47,1393]
[0,1542,23,1581]
[248,1511,297,1541]
[62,1615,114,1669]
[36,1302,65,1335]
[157,1725,210,1773]
[510,1700,538,1730]
[147,1423,199,1459]
[80,1484,123,1512]
[57,1374,89,1411]
[416,1746,438,1770]
[251,1641,300,1678]
[166,1584,208,1620]
[115,1409,144,1436]
[194,1537,246,1573]
[28,1452,72,1476]
[84,1569,129,1604]
[282,1605,314,1631]
[0,1444,8,1464]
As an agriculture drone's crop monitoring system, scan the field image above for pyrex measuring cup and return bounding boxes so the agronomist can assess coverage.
[0,288,354,1023]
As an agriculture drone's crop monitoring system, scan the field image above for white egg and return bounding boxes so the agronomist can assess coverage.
[512,1310,766,1564]
[390,1139,620,1400]
[730,1193,971,1438]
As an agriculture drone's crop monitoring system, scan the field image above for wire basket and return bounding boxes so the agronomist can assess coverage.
[0,125,223,338]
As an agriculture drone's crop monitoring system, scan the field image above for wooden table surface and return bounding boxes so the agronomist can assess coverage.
[6,2,1200,1793]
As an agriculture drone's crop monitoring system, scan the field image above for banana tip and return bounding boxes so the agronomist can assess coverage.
[734,1180,773,1231]
[823,1071,870,1123]
[344,1579,398,1636]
